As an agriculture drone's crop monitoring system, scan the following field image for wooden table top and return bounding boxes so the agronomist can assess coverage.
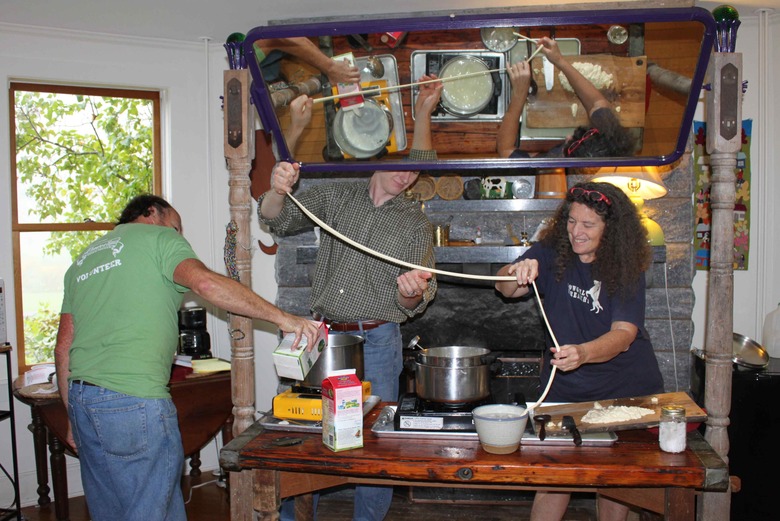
[221,403,728,492]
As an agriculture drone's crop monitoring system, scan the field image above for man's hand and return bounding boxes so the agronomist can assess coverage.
[278,314,322,350]
[397,269,433,300]
[270,161,300,196]
[65,421,78,454]
[327,58,360,85]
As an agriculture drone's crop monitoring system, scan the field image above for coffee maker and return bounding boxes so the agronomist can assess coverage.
[178,307,212,359]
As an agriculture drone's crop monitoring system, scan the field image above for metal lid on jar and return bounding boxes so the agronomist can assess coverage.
[660,405,686,418]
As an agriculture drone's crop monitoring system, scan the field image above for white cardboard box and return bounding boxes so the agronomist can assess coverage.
[272,322,327,381]
[322,369,364,452]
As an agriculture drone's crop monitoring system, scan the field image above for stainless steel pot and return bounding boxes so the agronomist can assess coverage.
[406,337,498,403]
[301,334,365,387]
[438,55,494,117]
[414,362,491,403]
[417,345,491,367]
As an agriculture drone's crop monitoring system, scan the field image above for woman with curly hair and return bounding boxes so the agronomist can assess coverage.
[497,37,636,160]
[495,181,663,521]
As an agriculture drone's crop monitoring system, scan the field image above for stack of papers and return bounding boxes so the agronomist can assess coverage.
[174,355,192,368]
[191,358,231,374]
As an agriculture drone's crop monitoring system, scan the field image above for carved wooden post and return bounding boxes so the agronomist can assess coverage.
[223,68,256,521]
[702,51,742,520]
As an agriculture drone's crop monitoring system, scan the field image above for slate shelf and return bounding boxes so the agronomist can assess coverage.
[423,199,561,213]
[297,244,665,265]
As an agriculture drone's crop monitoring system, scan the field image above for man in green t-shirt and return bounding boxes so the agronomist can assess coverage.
[54,194,319,521]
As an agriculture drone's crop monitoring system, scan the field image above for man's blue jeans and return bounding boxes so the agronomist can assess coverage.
[68,381,186,521]
[281,322,401,521]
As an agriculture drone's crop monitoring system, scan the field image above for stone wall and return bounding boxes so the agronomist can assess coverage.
[268,152,695,395]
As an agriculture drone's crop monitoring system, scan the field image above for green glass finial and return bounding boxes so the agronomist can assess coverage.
[713,5,739,22]
[226,32,246,44]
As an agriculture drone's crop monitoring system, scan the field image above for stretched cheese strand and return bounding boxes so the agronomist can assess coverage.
[527,279,560,410]
[288,192,559,404]
[287,193,515,282]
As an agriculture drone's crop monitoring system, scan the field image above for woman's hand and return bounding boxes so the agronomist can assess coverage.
[538,36,563,66]
[414,75,443,118]
[550,344,586,372]
[507,258,539,286]
[288,95,313,131]
[506,61,532,100]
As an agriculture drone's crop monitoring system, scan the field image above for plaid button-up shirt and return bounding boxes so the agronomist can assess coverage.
[259,178,437,323]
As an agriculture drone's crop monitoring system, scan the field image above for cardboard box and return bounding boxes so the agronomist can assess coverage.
[322,369,364,452]
[272,321,327,381]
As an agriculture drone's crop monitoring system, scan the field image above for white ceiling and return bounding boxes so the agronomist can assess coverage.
[2,0,777,43]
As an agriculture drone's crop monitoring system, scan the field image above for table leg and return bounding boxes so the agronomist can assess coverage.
[48,430,70,521]
[665,487,695,521]
[29,407,51,506]
[189,450,202,477]
[252,469,281,521]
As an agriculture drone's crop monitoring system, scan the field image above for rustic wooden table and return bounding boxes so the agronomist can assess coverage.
[13,371,233,521]
[220,403,728,521]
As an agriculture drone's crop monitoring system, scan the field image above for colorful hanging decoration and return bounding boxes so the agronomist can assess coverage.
[224,219,240,281]
[692,120,752,271]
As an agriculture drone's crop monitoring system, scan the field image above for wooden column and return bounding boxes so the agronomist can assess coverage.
[701,51,742,520]
[223,68,257,521]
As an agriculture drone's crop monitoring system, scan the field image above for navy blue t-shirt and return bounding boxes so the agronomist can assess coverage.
[520,243,664,402]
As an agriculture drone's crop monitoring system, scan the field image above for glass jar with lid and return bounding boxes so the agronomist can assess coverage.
[658,405,686,453]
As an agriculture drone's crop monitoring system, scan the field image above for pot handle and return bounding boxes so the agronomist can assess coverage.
[406,335,424,350]
[403,358,418,376]
[482,354,502,374]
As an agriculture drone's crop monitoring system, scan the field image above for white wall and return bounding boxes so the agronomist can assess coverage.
[1,8,779,508]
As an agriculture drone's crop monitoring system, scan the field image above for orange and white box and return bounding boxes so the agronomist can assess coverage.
[321,369,364,452]
[332,52,364,111]
[272,321,327,381]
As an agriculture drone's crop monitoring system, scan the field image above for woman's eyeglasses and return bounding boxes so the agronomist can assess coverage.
[569,187,612,206]
[565,128,600,156]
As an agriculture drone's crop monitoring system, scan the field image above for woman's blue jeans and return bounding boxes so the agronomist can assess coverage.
[68,381,186,521]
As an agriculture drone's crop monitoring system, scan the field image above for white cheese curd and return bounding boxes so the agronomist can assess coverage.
[581,405,655,424]
[558,62,614,92]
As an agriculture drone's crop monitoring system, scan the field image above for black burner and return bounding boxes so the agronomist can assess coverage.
[290,384,321,395]
[394,393,491,432]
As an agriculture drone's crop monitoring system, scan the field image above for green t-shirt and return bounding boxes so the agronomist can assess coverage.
[61,223,198,398]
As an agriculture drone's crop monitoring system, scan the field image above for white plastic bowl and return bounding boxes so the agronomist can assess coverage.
[472,404,528,454]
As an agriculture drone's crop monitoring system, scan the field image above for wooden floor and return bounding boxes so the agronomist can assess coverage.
[20,473,599,520]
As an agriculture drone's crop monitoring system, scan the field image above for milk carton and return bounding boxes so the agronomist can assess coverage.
[332,52,364,111]
[321,369,364,452]
[272,321,327,381]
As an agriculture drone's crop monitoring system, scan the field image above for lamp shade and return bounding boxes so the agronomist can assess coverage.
[591,166,668,200]
[591,166,668,246]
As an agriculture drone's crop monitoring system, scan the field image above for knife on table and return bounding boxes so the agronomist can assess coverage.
[562,415,582,447]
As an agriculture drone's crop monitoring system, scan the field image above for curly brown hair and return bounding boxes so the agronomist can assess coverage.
[538,181,651,299]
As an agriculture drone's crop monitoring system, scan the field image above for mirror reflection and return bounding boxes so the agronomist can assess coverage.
[245,8,714,172]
